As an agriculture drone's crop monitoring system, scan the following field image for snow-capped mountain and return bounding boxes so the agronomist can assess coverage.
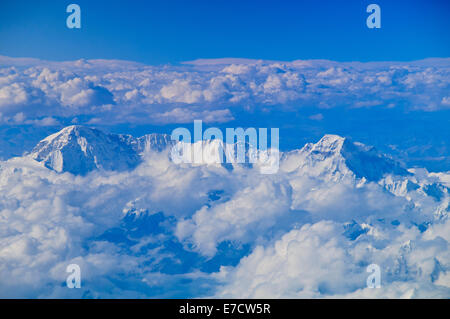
[3,125,449,298]
[29,126,271,174]
[29,127,412,179]
[27,126,448,215]
[29,125,171,175]
[277,134,449,221]
[119,133,174,154]
[281,134,410,182]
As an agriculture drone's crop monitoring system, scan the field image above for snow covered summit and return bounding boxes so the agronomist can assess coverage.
[29,125,171,175]
[29,126,411,181]
[282,134,410,182]
[30,125,142,175]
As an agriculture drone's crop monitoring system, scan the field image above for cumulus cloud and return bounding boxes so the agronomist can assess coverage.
[0,55,449,298]
[0,129,449,297]
[0,83,29,108]
[153,107,234,124]
[214,219,450,298]
[0,56,449,125]
[176,178,292,256]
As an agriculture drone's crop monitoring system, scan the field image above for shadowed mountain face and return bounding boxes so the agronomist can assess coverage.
[339,136,410,181]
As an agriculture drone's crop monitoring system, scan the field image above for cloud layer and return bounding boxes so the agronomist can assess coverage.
[0,130,449,298]
[0,55,449,298]
[1,56,449,126]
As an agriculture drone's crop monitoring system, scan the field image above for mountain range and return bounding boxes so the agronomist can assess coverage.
[22,126,448,216]
[29,125,173,175]
[1,125,449,298]
[27,125,413,180]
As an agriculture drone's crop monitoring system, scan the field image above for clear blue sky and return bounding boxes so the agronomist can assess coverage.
[0,0,449,64]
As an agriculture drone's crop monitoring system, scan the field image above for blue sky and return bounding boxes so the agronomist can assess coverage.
[0,0,449,64]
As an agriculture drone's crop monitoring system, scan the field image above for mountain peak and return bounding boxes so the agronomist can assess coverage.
[31,126,141,175]
[313,134,346,152]
[41,125,95,143]
[30,126,411,181]
[30,125,174,175]
[319,134,345,143]
[286,134,410,182]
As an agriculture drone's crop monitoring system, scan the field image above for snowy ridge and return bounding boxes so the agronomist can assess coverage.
[281,134,410,182]
[29,125,170,175]
[30,127,412,179]
[27,126,449,222]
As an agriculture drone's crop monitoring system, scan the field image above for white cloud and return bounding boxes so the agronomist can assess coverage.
[154,107,234,124]
[2,128,448,298]
[0,56,449,125]
[0,55,449,298]
[176,178,292,256]
[0,83,29,109]
[214,219,450,298]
